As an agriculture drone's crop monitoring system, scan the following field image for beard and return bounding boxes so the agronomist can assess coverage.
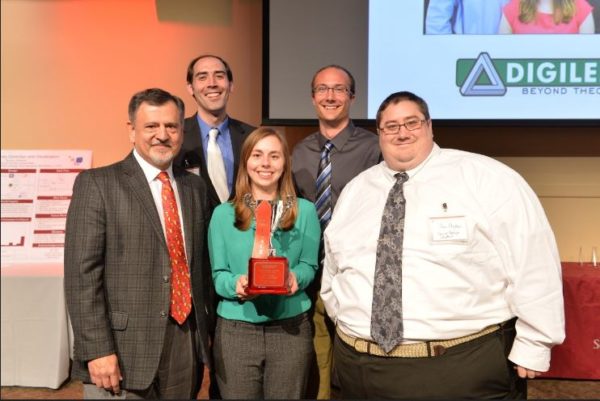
[148,147,176,170]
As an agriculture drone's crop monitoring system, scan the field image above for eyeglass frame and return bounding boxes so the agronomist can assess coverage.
[312,84,352,96]
[378,118,429,135]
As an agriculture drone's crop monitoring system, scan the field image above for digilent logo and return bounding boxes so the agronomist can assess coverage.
[457,52,600,96]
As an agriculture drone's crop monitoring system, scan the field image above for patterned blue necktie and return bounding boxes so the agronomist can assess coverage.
[315,141,334,229]
[371,172,409,353]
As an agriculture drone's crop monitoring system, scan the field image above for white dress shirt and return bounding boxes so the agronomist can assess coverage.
[132,149,188,258]
[321,143,564,372]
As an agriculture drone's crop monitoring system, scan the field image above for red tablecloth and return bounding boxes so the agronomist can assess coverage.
[541,262,600,379]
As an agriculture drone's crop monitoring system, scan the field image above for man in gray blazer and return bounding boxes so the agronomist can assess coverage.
[175,54,254,210]
[65,88,210,399]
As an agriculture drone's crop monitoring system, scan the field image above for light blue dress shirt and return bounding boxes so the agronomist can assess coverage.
[197,116,235,193]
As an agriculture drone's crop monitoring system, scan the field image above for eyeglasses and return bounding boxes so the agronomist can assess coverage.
[379,118,428,135]
[312,85,350,96]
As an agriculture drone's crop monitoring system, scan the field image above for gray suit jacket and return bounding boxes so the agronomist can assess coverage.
[174,114,254,210]
[64,152,210,390]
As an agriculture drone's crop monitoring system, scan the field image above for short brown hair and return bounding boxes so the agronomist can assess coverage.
[128,88,184,127]
[311,65,356,96]
[376,91,431,128]
[186,54,233,84]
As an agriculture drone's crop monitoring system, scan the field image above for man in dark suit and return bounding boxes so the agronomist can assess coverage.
[175,54,254,209]
[65,88,210,399]
[175,55,253,398]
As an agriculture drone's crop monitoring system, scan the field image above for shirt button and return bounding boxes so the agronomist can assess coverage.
[163,275,169,283]
[160,311,167,318]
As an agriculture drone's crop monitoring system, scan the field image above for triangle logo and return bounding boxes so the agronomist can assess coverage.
[460,52,507,96]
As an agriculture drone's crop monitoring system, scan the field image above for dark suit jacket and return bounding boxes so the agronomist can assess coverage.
[174,114,255,210]
[64,152,210,391]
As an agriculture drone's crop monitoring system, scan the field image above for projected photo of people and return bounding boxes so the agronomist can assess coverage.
[425,0,597,33]
[425,0,510,34]
[499,0,595,33]
[591,0,600,32]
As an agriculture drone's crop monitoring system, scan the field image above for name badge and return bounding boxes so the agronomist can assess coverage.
[430,216,468,242]
[186,167,200,176]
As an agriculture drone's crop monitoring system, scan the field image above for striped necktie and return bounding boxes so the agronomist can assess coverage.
[315,141,334,229]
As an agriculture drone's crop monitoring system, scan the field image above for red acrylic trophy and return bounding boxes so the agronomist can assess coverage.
[247,200,290,295]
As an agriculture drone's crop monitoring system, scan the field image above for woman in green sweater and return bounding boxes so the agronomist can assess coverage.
[208,127,320,399]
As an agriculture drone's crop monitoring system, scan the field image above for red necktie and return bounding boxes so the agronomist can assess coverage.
[157,172,191,325]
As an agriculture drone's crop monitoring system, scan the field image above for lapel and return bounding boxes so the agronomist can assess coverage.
[229,118,245,181]
[174,168,195,265]
[184,115,207,170]
[184,114,219,204]
[120,152,167,252]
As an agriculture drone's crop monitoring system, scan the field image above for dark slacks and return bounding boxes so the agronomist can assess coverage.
[334,321,526,399]
[213,313,314,399]
[83,315,200,399]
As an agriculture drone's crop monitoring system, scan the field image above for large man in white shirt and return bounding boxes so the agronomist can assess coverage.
[321,91,564,399]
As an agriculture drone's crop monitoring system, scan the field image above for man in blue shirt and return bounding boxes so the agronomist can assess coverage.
[175,54,254,399]
[176,55,254,209]
[426,0,510,34]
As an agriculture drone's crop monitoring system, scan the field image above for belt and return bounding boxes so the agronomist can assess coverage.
[336,324,500,358]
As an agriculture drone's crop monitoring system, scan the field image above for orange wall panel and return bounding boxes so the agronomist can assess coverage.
[1,0,262,167]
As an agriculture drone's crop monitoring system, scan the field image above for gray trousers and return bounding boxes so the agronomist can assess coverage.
[83,315,199,399]
[213,313,313,399]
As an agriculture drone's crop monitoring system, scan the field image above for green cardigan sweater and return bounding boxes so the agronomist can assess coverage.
[208,198,320,323]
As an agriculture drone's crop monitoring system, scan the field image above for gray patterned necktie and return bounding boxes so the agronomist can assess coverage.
[371,172,409,353]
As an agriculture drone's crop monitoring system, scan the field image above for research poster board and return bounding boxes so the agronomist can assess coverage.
[1,150,92,266]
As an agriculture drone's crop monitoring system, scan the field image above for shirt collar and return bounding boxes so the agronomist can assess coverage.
[132,149,174,183]
[318,120,356,151]
[197,115,230,140]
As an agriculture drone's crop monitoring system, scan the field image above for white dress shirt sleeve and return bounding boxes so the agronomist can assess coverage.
[489,167,565,372]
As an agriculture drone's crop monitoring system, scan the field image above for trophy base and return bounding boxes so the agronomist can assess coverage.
[247,256,290,295]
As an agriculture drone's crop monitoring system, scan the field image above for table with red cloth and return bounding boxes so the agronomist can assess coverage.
[541,262,600,379]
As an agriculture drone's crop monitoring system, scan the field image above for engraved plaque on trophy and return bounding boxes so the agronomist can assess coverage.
[248,256,290,295]
[246,197,291,295]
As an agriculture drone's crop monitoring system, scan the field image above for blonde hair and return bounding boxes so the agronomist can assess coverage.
[232,127,298,231]
[519,0,576,24]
